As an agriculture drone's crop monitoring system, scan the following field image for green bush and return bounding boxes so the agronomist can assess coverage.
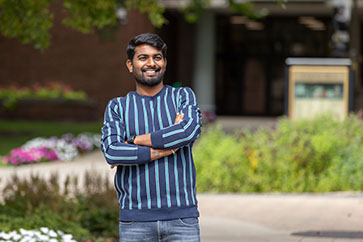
[0,209,90,240]
[0,83,88,110]
[194,114,363,193]
[0,172,119,241]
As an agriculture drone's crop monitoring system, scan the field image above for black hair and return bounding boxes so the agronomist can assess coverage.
[127,33,167,61]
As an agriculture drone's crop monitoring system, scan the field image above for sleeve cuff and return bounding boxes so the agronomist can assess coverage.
[138,146,151,162]
[151,130,164,149]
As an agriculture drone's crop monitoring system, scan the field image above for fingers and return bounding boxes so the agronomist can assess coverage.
[171,148,179,155]
[174,112,184,124]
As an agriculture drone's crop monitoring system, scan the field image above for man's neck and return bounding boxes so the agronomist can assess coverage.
[136,82,164,97]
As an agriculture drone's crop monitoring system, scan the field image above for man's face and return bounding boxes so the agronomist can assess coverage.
[126,44,167,87]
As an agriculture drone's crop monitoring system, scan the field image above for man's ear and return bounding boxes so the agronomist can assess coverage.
[126,59,133,73]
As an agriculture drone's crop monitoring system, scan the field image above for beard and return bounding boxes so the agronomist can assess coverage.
[135,75,163,87]
[134,66,165,87]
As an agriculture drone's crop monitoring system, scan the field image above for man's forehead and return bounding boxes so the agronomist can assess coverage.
[134,44,163,56]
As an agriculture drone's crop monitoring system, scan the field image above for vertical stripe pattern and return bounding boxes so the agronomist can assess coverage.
[101,86,201,214]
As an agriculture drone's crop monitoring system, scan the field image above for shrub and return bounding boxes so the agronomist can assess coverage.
[0,227,78,242]
[194,114,363,193]
[0,172,119,241]
[0,82,87,110]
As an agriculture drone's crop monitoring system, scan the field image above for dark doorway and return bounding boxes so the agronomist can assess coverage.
[215,15,333,116]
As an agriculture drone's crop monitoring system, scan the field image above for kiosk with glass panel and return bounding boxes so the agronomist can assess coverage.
[285,58,354,120]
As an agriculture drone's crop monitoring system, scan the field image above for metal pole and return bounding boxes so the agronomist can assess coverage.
[350,0,361,90]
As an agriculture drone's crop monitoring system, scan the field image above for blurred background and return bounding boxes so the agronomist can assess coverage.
[1,1,363,241]
[0,0,362,121]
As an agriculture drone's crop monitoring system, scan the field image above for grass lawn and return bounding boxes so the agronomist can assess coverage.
[0,119,102,156]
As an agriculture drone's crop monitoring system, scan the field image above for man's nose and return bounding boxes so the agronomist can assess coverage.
[146,58,156,67]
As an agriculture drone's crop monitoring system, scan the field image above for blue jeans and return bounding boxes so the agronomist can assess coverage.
[119,217,200,242]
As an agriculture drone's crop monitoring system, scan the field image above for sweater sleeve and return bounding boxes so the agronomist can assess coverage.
[150,87,202,149]
[101,99,151,165]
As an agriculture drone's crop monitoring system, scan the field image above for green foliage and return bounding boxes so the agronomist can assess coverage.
[126,0,166,27]
[0,83,88,110]
[0,209,90,240]
[63,0,117,33]
[182,0,210,23]
[0,0,53,50]
[194,114,363,193]
[76,172,120,238]
[0,172,119,240]
[0,0,285,49]
[229,0,268,19]
[277,0,288,9]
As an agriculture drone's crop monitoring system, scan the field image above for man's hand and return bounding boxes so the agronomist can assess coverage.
[175,112,184,124]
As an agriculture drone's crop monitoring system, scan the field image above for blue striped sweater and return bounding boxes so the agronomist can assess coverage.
[101,85,202,221]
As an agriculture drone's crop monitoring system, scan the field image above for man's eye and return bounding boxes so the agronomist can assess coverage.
[139,57,146,61]
[154,56,162,61]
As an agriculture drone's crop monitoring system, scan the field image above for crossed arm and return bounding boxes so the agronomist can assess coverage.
[101,88,202,167]
[135,112,184,161]
[109,113,184,168]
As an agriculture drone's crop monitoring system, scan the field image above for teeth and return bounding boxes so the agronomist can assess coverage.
[146,70,155,73]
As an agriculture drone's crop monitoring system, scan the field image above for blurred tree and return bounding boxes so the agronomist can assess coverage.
[0,0,287,50]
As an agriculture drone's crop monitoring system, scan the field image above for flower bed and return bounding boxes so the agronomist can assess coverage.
[0,82,97,121]
[0,173,119,241]
[1,133,101,166]
[0,228,77,242]
[0,82,87,110]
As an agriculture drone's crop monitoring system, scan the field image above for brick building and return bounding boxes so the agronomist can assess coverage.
[1,0,362,121]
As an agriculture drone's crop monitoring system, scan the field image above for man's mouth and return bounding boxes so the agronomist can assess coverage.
[142,68,160,75]
[145,70,157,74]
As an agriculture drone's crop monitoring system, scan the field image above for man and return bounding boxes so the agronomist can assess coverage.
[101,33,202,242]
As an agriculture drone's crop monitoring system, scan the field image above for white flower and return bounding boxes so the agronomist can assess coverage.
[0,233,10,240]
[48,230,57,238]
[38,234,50,241]
[13,234,21,240]
[19,238,29,242]
[20,237,32,242]
[61,234,74,242]
[40,227,49,234]
[32,231,41,238]
[54,140,79,161]
[0,228,77,242]
[8,231,17,238]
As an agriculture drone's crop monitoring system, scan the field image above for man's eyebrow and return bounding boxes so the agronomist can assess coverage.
[136,53,163,58]
[137,54,148,58]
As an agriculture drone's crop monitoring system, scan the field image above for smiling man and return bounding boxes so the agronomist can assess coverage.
[101,33,202,242]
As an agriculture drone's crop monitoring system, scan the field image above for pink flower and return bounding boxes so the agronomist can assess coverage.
[2,156,9,164]
[5,147,59,165]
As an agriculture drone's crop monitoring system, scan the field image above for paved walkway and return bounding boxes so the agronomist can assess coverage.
[1,151,363,242]
[215,116,278,133]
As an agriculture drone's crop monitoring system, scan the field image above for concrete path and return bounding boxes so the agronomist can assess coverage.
[1,151,363,242]
[215,116,278,133]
